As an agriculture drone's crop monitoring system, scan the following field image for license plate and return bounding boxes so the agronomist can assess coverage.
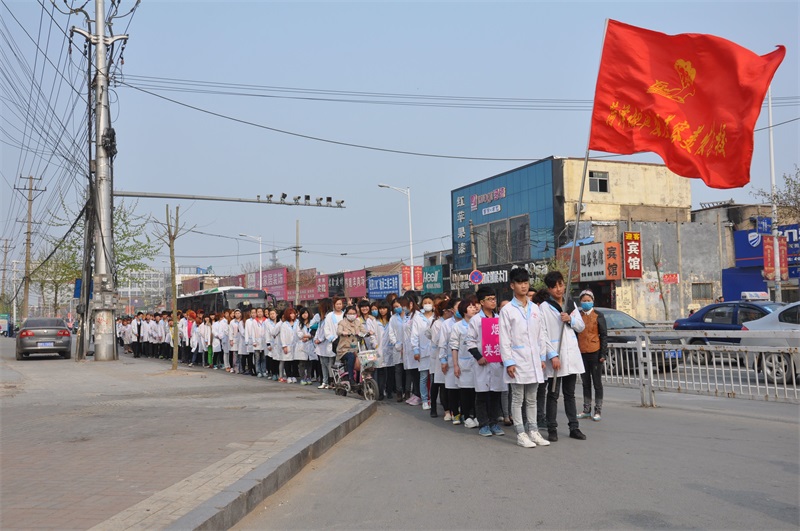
[665,349,682,359]
[38,342,54,347]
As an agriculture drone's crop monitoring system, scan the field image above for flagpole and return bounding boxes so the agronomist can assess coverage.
[551,19,609,394]
[768,86,781,303]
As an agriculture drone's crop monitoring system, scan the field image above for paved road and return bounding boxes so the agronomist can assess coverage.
[235,387,800,530]
[0,337,367,530]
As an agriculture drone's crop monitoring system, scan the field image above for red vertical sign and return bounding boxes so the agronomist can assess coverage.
[481,317,501,363]
[623,231,643,279]
[762,235,775,280]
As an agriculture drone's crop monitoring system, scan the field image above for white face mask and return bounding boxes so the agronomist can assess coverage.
[423,304,433,313]
[346,314,357,322]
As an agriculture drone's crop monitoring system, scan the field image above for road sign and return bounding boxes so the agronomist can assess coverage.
[469,269,484,285]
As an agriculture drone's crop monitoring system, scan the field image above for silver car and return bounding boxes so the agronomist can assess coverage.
[740,302,800,384]
[15,318,72,360]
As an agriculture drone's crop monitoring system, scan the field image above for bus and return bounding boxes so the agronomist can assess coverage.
[176,287,277,315]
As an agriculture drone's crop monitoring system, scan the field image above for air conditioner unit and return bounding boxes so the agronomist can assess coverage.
[574,202,586,214]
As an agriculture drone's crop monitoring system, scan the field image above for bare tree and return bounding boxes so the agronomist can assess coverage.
[153,205,195,370]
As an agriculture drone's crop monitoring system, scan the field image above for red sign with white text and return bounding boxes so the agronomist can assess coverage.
[623,231,643,279]
[401,266,424,291]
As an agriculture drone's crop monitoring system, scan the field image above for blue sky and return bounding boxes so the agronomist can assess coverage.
[2,0,798,278]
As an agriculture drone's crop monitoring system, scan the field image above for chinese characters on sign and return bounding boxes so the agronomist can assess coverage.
[470,187,506,212]
[368,275,400,299]
[623,232,643,279]
[481,317,501,363]
[344,270,367,298]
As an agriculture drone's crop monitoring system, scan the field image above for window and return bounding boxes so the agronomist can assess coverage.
[509,215,530,262]
[737,305,763,325]
[489,220,509,265]
[589,171,609,193]
[703,305,734,325]
[692,283,714,300]
[779,306,799,325]
[473,224,489,266]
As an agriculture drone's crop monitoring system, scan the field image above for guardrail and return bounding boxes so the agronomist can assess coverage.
[603,329,800,405]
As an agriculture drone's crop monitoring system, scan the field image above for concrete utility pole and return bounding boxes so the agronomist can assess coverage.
[14,175,45,319]
[1,239,12,300]
[767,87,782,303]
[72,1,128,361]
[11,260,20,330]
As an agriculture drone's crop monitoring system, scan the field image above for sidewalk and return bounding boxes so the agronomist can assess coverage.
[0,339,374,530]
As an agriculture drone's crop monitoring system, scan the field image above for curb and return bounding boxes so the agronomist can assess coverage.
[167,399,377,531]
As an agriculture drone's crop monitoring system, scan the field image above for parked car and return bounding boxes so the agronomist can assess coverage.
[739,302,800,384]
[597,307,683,374]
[15,318,72,360]
[672,298,785,364]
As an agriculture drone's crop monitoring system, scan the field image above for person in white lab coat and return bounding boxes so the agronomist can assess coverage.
[466,286,506,437]
[536,271,586,442]
[428,298,452,418]
[229,309,244,374]
[295,308,315,385]
[450,295,480,428]
[440,298,461,423]
[373,301,392,399]
[499,267,553,448]
[409,294,435,409]
[313,299,335,389]
[279,308,298,383]
[242,309,258,375]
[388,297,407,402]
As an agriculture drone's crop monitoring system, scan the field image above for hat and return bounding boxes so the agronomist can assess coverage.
[579,290,594,300]
[476,286,495,301]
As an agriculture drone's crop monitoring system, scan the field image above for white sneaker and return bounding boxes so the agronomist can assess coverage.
[529,431,550,447]
[317,383,326,389]
[443,412,452,421]
[517,432,536,448]
[465,418,479,429]
[422,402,431,410]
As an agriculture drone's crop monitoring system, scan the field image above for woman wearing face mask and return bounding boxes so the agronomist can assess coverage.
[358,300,378,350]
[336,305,366,387]
[279,307,298,383]
[410,294,436,409]
[427,298,450,418]
[388,297,408,402]
[313,299,335,389]
[374,300,392,399]
[440,298,461,423]
[450,296,481,428]
[295,308,314,385]
[577,290,607,421]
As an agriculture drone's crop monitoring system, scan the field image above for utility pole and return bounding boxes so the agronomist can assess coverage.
[72,1,128,361]
[295,220,301,307]
[1,239,12,300]
[14,175,45,319]
[469,220,478,294]
[11,260,20,331]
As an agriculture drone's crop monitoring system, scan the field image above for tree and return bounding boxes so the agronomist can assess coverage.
[153,205,194,371]
[754,165,800,224]
[30,246,79,317]
[50,193,161,287]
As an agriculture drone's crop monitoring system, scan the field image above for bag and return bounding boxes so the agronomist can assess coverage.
[331,337,339,354]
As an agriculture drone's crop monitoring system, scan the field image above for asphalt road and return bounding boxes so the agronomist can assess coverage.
[234,387,799,530]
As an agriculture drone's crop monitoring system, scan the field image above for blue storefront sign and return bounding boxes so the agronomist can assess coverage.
[733,225,799,278]
[368,275,400,299]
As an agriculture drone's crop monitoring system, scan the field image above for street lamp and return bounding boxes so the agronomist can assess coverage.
[378,183,415,291]
[239,233,263,291]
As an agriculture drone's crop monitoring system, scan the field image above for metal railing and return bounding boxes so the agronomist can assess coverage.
[603,329,800,405]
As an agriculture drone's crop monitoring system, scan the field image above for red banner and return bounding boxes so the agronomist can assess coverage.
[344,270,367,298]
[555,247,580,283]
[401,266,423,291]
[623,232,643,279]
[481,317,501,363]
[763,235,790,281]
[589,20,785,189]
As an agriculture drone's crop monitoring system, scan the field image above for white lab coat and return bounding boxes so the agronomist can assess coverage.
[229,319,245,352]
[211,321,224,352]
[409,312,434,371]
[440,317,458,389]
[294,323,314,361]
[319,312,343,358]
[279,321,297,361]
[403,311,428,370]
[466,313,506,392]
[243,318,257,354]
[218,318,229,353]
[499,298,551,385]
[539,299,586,378]
[314,317,334,359]
[428,318,444,383]
[387,313,405,367]
[449,318,475,388]
[375,320,390,368]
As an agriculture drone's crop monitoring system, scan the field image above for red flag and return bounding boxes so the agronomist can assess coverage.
[589,20,785,189]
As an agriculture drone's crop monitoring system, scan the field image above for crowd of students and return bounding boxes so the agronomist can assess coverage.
[116,268,608,448]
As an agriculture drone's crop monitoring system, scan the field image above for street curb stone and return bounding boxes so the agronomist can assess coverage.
[167,399,377,531]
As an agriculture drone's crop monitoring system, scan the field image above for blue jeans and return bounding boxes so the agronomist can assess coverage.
[419,369,430,403]
[256,352,266,374]
[342,352,356,383]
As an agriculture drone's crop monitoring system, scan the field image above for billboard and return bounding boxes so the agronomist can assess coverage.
[422,265,451,293]
[344,270,368,298]
[623,231,643,279]
[368,275,400,299]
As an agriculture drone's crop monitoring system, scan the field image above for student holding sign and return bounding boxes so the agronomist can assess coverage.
[466,287,506,437]
[499,268,554,448]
